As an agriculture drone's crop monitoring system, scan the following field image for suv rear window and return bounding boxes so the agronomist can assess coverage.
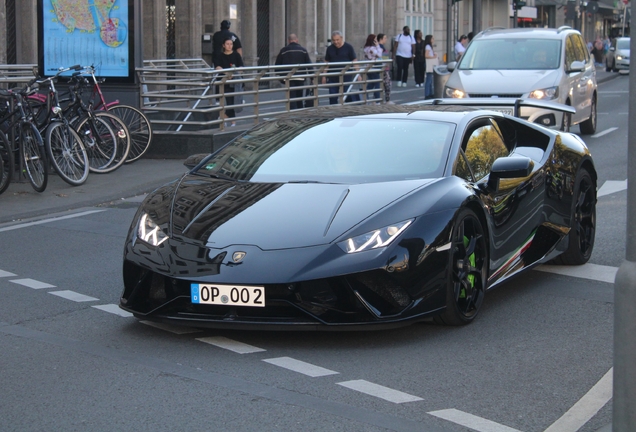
[459,38,561,70]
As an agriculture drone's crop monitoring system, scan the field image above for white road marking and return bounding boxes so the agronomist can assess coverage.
[535,263,618,283]
[543,368,613,432]
[9,278,56,289]
[591,127,618,138]
[427,409,523,432]
[196,336,266,354]
[139,320,201,334]
[0,270,17,277]
[336,379,423,404]
[598,179,627,197]
[0,210,106,232]
[262,357,339,377]
[48,290,99,302]
[92,304,133,317]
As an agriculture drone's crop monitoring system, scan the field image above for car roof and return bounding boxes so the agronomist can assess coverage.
[274,104,480,123]
[474,26,579,41]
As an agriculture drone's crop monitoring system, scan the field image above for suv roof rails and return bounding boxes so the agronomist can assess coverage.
[481,26,506,34]
[557,26,573,32]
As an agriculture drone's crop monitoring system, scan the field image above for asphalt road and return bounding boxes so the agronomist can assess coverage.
[0,71,629,432]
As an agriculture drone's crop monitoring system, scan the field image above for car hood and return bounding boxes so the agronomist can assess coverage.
[617,49,630,56]
[447,68,560,95]
[158,175,436,250]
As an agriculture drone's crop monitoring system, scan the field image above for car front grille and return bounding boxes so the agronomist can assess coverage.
[469,93,524,98]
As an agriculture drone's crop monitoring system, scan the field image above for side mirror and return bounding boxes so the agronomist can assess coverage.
[447,61,457,72]
[487,157,534,191]
[568,60,585,73]
[184,153,210,169]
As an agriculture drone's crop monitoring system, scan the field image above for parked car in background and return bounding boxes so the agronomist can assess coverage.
[443,26,598,135]
[606,37,630,72]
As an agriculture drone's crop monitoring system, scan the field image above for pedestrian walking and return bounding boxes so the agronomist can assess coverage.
[377,33,392,103]
[363,33,383,103]
[212,20,243,68]
[215,37,244,126]
[322,31,360,105]
[424,35,438,99]
[275,34,312,110]
[393,26,415,87]
[413,30,426,88]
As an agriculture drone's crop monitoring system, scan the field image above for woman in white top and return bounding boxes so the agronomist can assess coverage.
[363,34,383,102]
[424,35,437,99]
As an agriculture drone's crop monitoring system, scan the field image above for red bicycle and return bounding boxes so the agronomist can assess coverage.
[82,65,153,163]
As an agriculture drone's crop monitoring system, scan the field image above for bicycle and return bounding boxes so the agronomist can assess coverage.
[0,127,12,195]
[0,84,48,192]
[82,65,153,163]
[60,71,131,174]
[29,65,89,186]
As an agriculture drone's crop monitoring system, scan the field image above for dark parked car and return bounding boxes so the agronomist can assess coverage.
[120,103,596,330]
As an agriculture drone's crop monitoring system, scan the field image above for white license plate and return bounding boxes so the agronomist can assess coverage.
[484,107,513,115]
[191,284,265,307]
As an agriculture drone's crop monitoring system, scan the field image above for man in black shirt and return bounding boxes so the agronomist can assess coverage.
[322,31,360,104]
[212,20,243,68]
[275,34,312,109]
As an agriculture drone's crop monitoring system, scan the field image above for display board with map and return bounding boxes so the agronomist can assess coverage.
[38,0,133,81]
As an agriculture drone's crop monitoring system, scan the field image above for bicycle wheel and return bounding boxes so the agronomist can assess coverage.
[45,121,89,186]
[107,104,152,163]
[0,130,13,194]
[73,114,118,173]
[19,122,48,192]
[92,111,130,171]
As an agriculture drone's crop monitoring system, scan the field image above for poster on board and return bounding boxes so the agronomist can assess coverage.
[38,0,134,82]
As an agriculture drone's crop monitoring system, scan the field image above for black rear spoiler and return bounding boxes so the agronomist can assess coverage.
[404,98,576,118]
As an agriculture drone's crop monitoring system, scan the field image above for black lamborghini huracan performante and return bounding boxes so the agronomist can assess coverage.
[121,103,596,329]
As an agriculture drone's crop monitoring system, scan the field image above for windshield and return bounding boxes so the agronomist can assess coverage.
[194,118,455,183]
[617,39,630,50]
[459,38,562,70]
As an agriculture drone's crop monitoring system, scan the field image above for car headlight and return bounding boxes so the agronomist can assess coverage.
[444,87,467,98]
[137,213,168,246]
[616,55,623,60]
[528,86,559,100]
[338,220,413,254]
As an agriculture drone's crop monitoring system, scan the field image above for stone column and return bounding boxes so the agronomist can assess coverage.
[17,0,37,64]
[286,0,318,62]
[0,1,6,64]
[143,0,167,60]
[240,0,258,66]
[175,0,203,58]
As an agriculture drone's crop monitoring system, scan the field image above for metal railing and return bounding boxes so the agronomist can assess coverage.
[0,60,391,132]
[138,58,390,131]
[0,64,37,88]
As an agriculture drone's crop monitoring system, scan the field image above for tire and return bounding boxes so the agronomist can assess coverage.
[45,122,89,186]
[0,130,13,195]
[579,96,597,135]
[434,208,489,326]
[552,169,596,265]
[560,101,571,132]
[107,105,152,163]
[75,112,130,173]
[19,122,48,193]
[612,60,618,73]
[605,61,611,72]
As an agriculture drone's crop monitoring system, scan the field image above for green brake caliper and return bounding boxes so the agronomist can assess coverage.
[460,236,476,299]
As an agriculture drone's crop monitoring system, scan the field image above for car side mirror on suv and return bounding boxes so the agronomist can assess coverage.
[447,61,457,72]
[567,60,585,73]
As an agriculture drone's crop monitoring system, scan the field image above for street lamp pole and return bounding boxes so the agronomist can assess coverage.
[613,29,636,431]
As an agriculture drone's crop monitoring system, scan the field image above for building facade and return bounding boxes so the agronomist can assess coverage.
[0,0,627,68]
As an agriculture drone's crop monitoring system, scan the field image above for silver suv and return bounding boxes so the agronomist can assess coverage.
[606,37,630,72]
[444,27,597,135]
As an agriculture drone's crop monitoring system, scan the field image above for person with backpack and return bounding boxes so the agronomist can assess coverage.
[393,26,416,87]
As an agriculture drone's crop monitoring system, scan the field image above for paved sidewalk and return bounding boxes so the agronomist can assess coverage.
[0,158,188,224]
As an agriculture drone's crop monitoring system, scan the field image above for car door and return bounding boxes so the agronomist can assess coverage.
[454,118,545,280]
[566,34,594,124]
